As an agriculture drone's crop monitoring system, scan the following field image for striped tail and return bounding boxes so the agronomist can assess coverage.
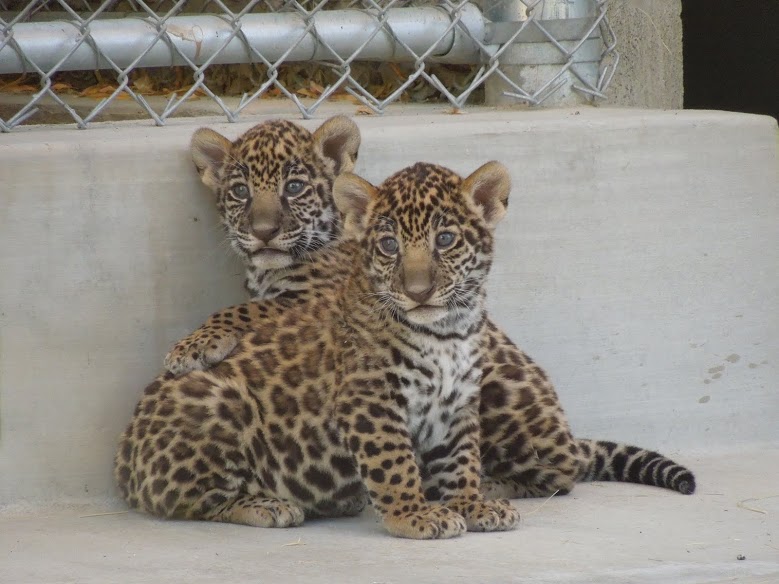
[577,439,696,495]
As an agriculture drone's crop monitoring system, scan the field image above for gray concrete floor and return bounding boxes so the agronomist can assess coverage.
[2,447,777,584]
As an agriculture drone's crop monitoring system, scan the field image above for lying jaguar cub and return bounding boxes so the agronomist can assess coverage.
[115,161,520,538]
[164,117,696,499]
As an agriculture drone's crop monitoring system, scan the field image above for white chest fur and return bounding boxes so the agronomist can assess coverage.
[401,334,482,452]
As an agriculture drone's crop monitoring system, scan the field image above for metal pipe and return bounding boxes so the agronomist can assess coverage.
[482,0,600,107]
[0,5,485,75]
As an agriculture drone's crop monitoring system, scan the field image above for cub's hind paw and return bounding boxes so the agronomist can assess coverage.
[383,505,466,540]
[164,331,240,376]
[216,497,305,528]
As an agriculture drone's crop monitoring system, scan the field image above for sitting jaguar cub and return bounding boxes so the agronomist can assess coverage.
[165,117,696,498]
[115,162,520,538]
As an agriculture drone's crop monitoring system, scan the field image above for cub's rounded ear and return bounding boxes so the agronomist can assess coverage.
[333,173,377,238]
[461,161,511,227]
[191,128,233,192]
[313,116,361,176]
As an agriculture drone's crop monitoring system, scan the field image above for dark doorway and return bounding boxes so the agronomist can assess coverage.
[682,0,778,120]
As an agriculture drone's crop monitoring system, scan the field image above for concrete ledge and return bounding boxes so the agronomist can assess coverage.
[1,107,777,507]
[1,448,777,583]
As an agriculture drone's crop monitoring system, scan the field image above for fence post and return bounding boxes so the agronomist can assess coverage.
[483,0,601,106]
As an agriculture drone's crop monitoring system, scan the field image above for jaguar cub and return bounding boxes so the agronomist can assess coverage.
[166,118,697,499]
[191,114,358,289]
[115,162,520,539]
[167,115,359,366]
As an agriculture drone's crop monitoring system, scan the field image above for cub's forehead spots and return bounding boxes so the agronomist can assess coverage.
[238,120,312,149]
[228,121,316,184]
[373,163,466,236]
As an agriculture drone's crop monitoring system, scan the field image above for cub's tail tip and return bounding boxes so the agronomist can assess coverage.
[675,471,696,495]
[578,438,697,494]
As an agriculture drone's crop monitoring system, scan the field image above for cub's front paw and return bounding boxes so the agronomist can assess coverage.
[383,504,466,540]
[164,331,240,376]
[447,498,519,532]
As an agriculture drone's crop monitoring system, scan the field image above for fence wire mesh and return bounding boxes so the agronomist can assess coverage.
[0,0,617,131]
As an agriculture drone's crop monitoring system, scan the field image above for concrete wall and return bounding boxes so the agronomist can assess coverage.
[608,0,684,108]
[1,108,777,506]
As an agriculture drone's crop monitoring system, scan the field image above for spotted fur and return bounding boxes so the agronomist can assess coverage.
[166,118,696,497]
[116,162,521,539]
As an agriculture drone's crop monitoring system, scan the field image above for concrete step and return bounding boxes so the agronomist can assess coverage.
[2,448,777,583]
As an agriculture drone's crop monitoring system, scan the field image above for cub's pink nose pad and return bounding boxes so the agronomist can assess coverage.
[252,225,280,243]
[404,284,434,304]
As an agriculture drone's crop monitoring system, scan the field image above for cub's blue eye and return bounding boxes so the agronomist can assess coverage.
[284,180,304,196]
[379,237,399,255]
[436,231,455,248]
[232,184,250,200]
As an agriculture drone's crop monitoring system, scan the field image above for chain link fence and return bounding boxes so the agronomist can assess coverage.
[0,0,617,131]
